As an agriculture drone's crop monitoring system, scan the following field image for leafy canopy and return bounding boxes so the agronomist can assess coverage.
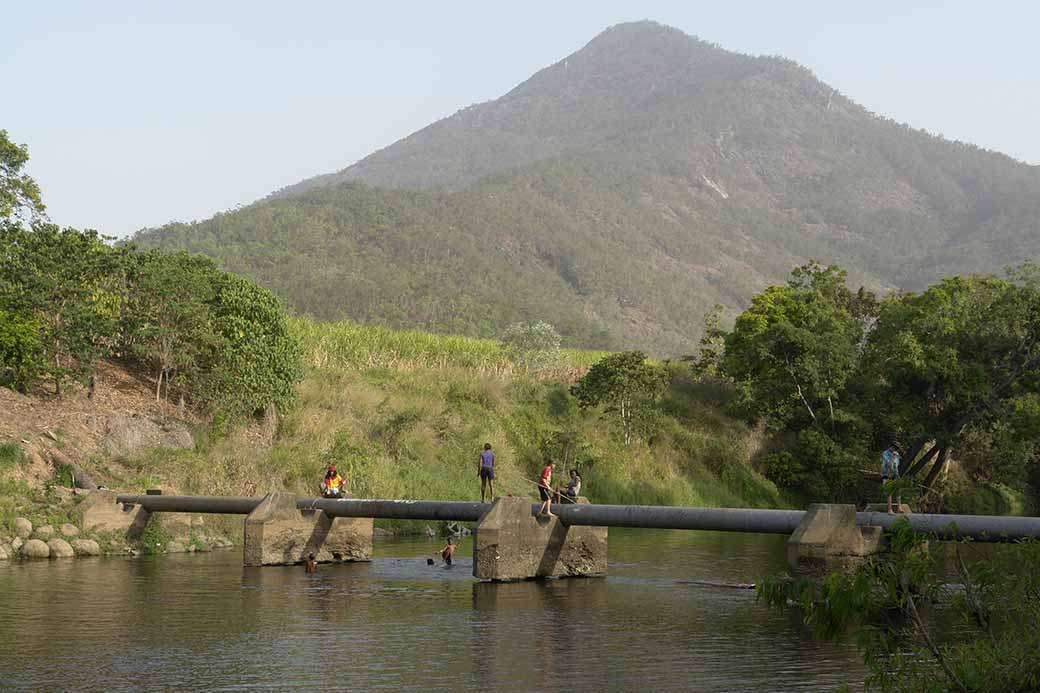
[572,350,666,445]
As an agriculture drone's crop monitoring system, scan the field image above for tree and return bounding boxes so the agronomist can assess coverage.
[859,272,1040,487]
[500,320,562,372]
[196,273,299,416]
[722,262,870,431]
[0,223,127,392]
[572,351,666,445]
[0,130,45,221]
[685,303,727,377]
[760,523,1040,692]
[0,307,43,392]
[126,251,218,402]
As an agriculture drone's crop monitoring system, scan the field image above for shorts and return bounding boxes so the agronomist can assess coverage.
[480,467,494,481]
[539,486,551,501]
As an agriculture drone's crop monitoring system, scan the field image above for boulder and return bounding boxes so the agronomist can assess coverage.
[14,517,32,539]
[11,537,23,552]
[166,541,186,553]
[60,523,80,537]
[22,539,50,559]
[47,538,75,558]
[0,543,9,560]
[71,539,101,557]
[33,525,55,541]
[103,413,194,458]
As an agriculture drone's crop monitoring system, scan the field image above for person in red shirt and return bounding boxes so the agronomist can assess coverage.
[538,459,557,517]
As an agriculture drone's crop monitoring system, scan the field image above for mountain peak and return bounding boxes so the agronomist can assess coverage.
[147,23,1040,354]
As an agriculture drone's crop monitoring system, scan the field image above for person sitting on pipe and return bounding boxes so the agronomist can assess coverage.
[321,465,346,498]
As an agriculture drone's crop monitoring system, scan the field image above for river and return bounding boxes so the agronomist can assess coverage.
[0,528,866,691]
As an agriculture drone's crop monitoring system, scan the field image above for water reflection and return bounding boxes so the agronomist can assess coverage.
[0,530,865,691]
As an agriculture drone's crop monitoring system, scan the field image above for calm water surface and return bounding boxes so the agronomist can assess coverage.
[0,529,865,691]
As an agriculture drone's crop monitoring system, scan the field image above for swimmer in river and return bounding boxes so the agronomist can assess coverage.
[305,552,318,573]
[439,537,457,566]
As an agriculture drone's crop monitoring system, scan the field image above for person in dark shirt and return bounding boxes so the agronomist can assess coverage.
[477,443,495,502]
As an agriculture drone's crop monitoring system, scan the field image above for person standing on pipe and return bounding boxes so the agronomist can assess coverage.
[477,443,495,502]
[538,459,557,517]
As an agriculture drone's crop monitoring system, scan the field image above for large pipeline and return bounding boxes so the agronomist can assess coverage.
[116,495,1040,541]
[116,495,262,514]
[299,498,492,522]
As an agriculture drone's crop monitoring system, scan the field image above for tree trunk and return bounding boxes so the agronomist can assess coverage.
[155,367,164,402]
[905,443,941,478]
[921,447,951,491]
[901,437,930,472]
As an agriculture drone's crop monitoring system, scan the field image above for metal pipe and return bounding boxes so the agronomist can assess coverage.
[119,494,1040,542]
[299,498,492,522]
[115,495,262,514]
[858,511,1040,541]
[555,504,806,534]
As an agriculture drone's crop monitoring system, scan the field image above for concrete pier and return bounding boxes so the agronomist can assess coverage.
[472,496,607,581]
[243,492,372,566]
[786,504,884,577]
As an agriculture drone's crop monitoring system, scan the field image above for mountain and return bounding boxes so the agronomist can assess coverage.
[135,21,1040,354]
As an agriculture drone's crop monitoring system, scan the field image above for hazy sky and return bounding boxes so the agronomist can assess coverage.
[4,1,1038,237]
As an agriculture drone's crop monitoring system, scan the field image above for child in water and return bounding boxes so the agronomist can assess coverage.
[439,538,456,566]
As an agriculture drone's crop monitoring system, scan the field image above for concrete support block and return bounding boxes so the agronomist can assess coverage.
[787,504,883,577]
[473,496,607,581]
[243,492,372,567]
[79,490,150,537]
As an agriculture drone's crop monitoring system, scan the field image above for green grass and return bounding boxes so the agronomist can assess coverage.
[291,316,608,377]
[103,354,792,535]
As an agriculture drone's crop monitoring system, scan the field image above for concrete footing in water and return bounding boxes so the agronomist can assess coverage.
[786,503,884,577]
[473,496,608,581]
[243,492,372,566]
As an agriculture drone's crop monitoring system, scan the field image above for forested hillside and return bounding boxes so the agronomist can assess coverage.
[135,21,1040,353]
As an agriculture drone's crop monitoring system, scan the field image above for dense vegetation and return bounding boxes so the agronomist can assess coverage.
[760,523,1040,692]
[0,131,298,416]
[136,21,1040,353]
[699,260,1040,511]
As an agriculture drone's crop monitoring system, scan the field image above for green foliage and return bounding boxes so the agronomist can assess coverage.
[0,307,43,391]
[714,260,1040,507]
[860,272,1040,487]
[0,130,45,221]
[136,513,171,555]
[0,443,27,473]
[723,262,868,431]
[126,250,219,402]
[0,222,300,416]
[500,321,562,372]
[0,222,129,391]
[197,273,299,416]
[759,524,1040,692]
[573,351,667,445]
[291,315,606,375]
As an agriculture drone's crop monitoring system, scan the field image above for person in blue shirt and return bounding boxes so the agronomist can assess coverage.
[881,444,902,513]
[477,443,495,502]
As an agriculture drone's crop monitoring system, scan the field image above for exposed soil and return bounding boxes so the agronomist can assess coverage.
[0,361,204,488]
